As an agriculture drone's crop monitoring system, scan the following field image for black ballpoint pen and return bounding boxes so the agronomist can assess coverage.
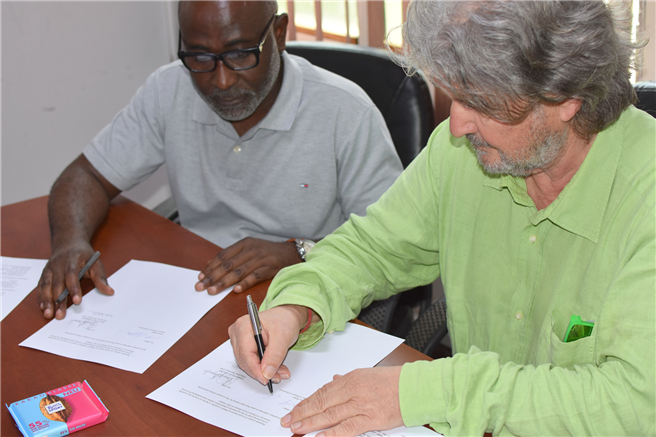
[54,251,101,305]
[246,295,273,394]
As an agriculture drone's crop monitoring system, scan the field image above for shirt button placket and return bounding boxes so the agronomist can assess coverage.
[226,140,245,184]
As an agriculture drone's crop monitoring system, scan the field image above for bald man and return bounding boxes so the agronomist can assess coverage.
[38,1,402,319]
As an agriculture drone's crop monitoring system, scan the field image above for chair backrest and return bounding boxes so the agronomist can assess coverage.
[286,41,435,168]
[634,81,656,118]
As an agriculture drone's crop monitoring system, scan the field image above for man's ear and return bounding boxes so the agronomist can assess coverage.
[274,13,288,53]
[558,99,582,123]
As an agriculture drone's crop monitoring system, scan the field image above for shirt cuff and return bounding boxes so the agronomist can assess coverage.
[399,360,448,427]
[262,286,328,351]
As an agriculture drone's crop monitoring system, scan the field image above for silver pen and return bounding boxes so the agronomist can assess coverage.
[246,295,273,394]
[54,251,101,305]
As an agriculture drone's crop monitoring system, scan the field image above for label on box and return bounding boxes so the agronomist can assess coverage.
[43,401,66,415]
[6,380,109,437]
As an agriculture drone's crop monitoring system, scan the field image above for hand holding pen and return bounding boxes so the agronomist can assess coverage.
[229,304,316,391]
[247,295,274,394]
[54,251,102,305]
[38,248,113,320]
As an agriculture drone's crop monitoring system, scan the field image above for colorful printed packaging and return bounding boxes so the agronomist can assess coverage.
[6,380,109,437]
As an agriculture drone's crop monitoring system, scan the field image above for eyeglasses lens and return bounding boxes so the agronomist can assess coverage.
[183,51,257,73]
[183,54,215,72]
[223,51,257,70]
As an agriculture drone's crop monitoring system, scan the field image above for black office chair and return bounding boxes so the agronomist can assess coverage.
[286,41,436,337]
[404,296,448,358]
[635,81,656,118]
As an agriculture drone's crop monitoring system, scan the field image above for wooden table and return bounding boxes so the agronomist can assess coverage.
[1,196,431,436]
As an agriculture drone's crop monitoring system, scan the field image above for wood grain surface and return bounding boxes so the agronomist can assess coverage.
[1,196,431,436]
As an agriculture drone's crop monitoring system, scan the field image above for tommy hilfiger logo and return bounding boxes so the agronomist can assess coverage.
[300,184,309,188]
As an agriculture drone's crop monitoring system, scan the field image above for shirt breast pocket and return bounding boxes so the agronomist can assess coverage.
[534,314,596,369]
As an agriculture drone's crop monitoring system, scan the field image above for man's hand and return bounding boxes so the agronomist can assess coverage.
[195,238,301,294]
[228,305,310,386]
[280,366,404,437]
[38,243,114,319]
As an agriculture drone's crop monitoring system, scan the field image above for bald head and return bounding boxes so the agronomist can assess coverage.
[179,1,277,29]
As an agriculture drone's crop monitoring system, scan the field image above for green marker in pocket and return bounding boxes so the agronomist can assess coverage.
[564,315,594,343]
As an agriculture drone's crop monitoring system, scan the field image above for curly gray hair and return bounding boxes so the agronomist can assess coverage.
[398,1,644,139]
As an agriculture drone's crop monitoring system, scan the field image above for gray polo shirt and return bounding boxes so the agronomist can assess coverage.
[84,52,402,248]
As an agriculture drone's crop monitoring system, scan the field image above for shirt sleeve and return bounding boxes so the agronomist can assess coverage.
[83,67,167,191]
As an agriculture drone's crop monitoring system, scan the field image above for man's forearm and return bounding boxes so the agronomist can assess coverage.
[47,155,118,249]
[39,154,120,319]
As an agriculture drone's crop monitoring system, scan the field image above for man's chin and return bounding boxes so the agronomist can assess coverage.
[473,147,497,168]
[476,154,526,177]
[481,162,533,177]
[201,93,258,122]
[479,161,504,175]
[216,111,252,122]
[211,104,257,122]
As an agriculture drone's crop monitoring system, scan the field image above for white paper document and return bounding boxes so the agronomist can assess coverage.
[357,426,441,437]
[307,425,442,437]
[20,260,231,373]
[147,323,406,437]
[1,256,48,321]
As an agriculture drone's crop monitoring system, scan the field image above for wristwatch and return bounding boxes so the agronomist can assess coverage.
[294,238,316,261]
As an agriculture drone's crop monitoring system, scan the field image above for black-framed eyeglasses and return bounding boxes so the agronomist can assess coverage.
[178,14,277,73]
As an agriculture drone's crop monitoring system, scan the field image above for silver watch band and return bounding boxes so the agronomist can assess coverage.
[294,238,316,261]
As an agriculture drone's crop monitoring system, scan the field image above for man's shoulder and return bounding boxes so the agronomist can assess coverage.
[612,106,656,199]
[146,60,190,86]
[133,60,196,110]
[610,107,655,168]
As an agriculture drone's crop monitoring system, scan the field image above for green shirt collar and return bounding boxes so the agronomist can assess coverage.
[482,116,624,243]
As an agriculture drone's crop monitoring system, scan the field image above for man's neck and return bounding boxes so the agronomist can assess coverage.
[525,132,597,210]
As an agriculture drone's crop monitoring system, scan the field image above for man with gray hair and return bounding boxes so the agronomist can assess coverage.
[229,1,655,435]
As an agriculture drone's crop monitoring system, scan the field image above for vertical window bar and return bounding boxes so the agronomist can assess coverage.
[367,1,385,48]
[345,0,351,43]
[286,1,296,41]
[314,0,324,41]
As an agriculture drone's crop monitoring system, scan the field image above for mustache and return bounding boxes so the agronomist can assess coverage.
[207,87,254,101]
[466,133,491,148]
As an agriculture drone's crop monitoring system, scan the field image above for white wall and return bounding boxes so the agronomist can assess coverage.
[1,1,176,207]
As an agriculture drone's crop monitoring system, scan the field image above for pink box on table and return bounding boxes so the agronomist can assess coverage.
[6,380,109,437]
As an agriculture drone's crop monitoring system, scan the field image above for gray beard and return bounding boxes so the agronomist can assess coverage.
[198,51,281,122]
[466,117,569,177]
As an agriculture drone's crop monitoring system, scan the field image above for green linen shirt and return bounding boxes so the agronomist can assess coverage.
[263,106,655,436]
